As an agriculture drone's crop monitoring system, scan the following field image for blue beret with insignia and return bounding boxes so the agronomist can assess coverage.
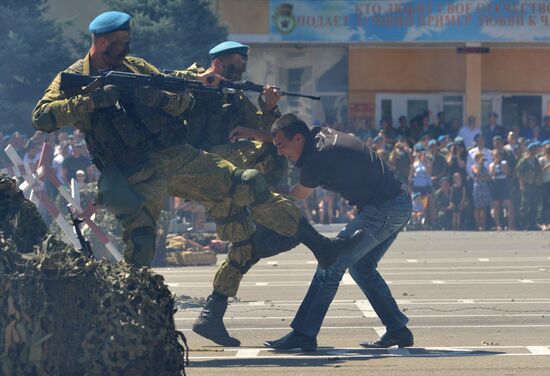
[209,41,249,60]
[414,143,425,152]
[528,141,541,151]
[89,11,131,34]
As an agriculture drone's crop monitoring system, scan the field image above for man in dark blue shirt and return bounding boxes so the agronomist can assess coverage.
[264,113,413,351]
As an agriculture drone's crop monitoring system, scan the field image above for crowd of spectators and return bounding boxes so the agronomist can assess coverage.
[2,109,550,232]
[296,111,550,231]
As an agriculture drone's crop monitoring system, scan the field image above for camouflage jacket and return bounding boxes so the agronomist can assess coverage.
[516,155,543,186]
[172,63,279,150]
[32,54,193,169]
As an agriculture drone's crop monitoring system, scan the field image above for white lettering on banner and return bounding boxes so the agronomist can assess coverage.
[269,0,550,42]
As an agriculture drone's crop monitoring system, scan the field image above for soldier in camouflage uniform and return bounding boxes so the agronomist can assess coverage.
[32,12,362,347]
[172,42,359,346]
[516,142,543,230]
[173,41,287,187]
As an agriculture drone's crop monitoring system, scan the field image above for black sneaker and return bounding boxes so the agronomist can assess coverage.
[263,330,317,352]
[360,327,414,348]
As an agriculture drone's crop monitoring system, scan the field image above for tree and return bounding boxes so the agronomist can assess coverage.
[0,0,73,135]
[104,0,228,69]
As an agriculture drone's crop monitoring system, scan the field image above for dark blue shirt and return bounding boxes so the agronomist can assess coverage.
[296,127,402,208]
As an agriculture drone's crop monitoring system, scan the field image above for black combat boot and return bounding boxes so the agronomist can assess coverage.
[192,295,241,347]
[295,218,364,269]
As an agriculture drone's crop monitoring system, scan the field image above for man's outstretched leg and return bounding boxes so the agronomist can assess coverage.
[164,147,362,346]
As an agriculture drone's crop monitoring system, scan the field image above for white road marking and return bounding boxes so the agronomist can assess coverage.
[407,259,418,263]
[388,348,411,355]
[235,349,260,358]
[267,261,278,266]
[180,324,550,332]
[526,346,550,355]
[373,327,386,337]
[167,279,550,288]
[458,299,475,304]
[342,273,354,285]
[520,279,535,283]
[175,313,548,321]
[248,301,265,306]
[478,258,490,262]
[355,300,377,318]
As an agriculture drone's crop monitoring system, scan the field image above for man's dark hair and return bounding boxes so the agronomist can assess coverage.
[271,113,311,140]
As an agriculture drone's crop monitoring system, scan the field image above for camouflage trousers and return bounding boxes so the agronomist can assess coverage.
[206,141,292,296]
[106,143,301,296]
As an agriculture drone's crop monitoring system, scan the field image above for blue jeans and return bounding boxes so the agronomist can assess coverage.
[291,190,412,338]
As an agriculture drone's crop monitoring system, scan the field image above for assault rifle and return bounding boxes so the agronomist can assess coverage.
[67,204,94,258]
[59,71,219,94]
[163,70,321,101]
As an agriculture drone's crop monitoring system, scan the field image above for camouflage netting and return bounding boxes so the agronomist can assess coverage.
[0,175,188,375]
[0,175,48,253]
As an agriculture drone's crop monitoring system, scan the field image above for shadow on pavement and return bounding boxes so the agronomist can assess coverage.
[190,347,506,368]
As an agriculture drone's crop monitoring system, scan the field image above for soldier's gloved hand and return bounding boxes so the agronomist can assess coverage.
[89,84,120,110]
[134,86,169,108]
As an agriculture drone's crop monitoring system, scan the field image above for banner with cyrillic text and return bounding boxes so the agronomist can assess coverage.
[269,0,550,42]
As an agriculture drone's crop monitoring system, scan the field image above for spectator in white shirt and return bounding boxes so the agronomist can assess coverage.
[458,115,481,149]
[52,141,70,185]
[467,134,493,178]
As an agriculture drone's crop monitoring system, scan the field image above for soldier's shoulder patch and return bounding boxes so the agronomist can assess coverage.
[65,59,84,74]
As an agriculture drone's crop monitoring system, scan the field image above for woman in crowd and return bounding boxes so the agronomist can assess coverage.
[409,144,435,226]
[489,149,514,230]
[450,172,468,230]
[471,152,492,231]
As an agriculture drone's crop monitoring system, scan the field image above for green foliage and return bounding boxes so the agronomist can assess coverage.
[0,0,73,135]
[104,0,228,69]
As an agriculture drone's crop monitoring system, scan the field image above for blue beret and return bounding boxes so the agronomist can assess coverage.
[446,142,456,149]
[209,41,249,60]
[454,136,464,143]
[528,141,541,151]
[437,135,447,143]
[428,139,437,147]
[542,139,550,146]
[89,11,131,34]
[414,143,425,152]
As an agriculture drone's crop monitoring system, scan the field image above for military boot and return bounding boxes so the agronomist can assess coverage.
[192,295,241,347]
[295,218,364,269]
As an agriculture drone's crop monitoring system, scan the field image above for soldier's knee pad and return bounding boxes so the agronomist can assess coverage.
[213,208,256,243]
[125,226,156,267]
[230,169,271,207]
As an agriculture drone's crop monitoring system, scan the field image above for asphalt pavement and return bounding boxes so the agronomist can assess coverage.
[155,230,550,375]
